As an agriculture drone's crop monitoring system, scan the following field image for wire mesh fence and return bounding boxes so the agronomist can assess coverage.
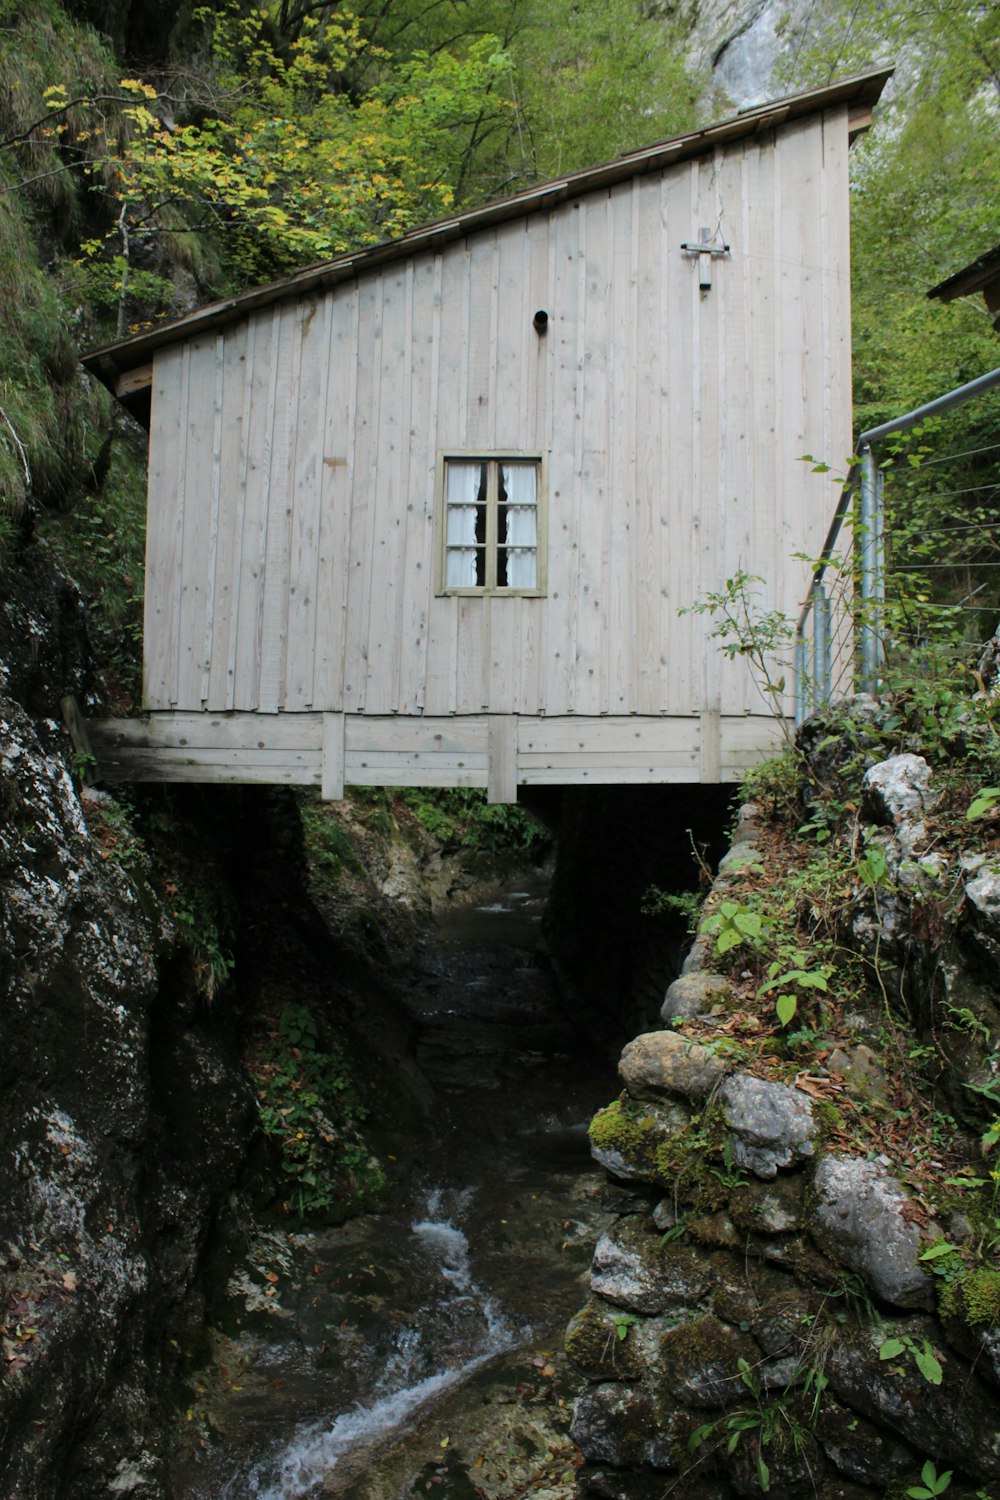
[795,372,1000,722]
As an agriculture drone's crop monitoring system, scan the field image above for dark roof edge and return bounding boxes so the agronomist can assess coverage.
[928,241,1000,303]
[83,66,893,381]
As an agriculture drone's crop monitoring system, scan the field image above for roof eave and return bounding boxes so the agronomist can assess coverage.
[82,65,894,389]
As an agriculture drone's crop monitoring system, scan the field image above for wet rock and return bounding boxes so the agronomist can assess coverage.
[570,1384,684,1470]
[590,1219,710,1314]
[661,970,733,1021]
[825,1319,1000,1482]
[809,1157,931,1310]
[657,1314,761,1408]
[862,754,938,855]
[721,1075,816,1179]
[815,1398,916,1487]
[619,1030,727,1103]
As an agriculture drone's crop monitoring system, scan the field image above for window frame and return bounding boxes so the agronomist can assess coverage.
[434,450,548,598]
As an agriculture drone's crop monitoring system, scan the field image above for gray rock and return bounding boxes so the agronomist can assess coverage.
[729,1175,805,1233]
[965,860,1000,969]
[661,971,732,1021]
[619,1031,726,1103]
[590,1219,709,1314]
[570,1383,682,1470]
[862,754,938,855]
[809,1156,931,1309]
[680,934,713,975]
[716,841,764,874]
[721,1075,816,1179]
[825,1318,1000,1481]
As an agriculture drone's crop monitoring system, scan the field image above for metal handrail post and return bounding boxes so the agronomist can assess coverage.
[816,584,832,706]
[858,444,878,691]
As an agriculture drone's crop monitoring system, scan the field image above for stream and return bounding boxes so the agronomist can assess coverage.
[169,876,617,1500]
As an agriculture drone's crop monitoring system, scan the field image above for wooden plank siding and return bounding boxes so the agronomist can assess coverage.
[129,104,856,790]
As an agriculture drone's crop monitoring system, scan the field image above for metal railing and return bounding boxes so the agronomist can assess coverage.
[794,365,1000,723]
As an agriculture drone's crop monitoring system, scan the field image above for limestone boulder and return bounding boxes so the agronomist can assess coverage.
[721,1075,816,1179]
[619,1031,726,1103]
[808,1156,931,1310]
[660,971,732,1022]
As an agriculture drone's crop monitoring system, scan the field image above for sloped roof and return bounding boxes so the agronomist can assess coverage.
[83,65,892,406]
[928,242,1000,334]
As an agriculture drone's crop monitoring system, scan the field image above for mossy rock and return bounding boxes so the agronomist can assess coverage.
[589,1094,688,1186]
[565,1301,645,1381]
[658,1314,761,1409]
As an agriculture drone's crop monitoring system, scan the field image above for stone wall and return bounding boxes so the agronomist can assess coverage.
[567,735,1000,1499]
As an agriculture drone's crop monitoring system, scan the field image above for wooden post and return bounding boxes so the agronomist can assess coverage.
[487,715,518,804]
[321,712,346,800]
[698,709,721,783]
[60,695,98,785]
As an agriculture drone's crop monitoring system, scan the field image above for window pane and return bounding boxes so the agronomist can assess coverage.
[446,547,478,587]
[502,463,537,507]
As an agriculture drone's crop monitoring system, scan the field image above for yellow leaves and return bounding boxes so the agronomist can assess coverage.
[120,78,158,99]
[42,85,68,107]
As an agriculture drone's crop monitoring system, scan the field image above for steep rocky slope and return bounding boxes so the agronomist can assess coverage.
[569,691,1000,1498]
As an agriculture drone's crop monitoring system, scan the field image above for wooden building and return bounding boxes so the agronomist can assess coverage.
[84,69,890,801]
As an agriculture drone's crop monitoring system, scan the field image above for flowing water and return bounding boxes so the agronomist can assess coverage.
[169,875,616,1500]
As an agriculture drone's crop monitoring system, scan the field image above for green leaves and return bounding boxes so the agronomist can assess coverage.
[879,1333,943,1385]
[702,900,769,956]
[967,788,1000,821]
[907,1459,953,1498]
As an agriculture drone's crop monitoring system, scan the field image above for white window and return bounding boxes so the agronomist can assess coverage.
[437,454,546,595]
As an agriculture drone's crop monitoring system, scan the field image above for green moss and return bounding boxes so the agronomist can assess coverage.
[564,1301,642,1379]
[942,1266,1000,1327]
[589,1095,680,1183]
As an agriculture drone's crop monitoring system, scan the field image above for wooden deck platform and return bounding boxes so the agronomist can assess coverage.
[87,711,786,802]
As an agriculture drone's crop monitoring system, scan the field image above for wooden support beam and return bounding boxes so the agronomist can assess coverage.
[487,715,518,804]
[698,709,721,783]
[321,712,346,801]
[60,694,98,785]
[113,361,153,400]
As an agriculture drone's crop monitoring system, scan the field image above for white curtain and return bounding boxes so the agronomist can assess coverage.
[445,462,481,587]
[503,463,537,588]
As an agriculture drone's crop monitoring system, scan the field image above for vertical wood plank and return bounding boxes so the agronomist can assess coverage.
[143,345,185,709]
[576,193,610,716]
[343,277,382,713]
[232,307,279,710]
[206,324,249,709]
[312,284,358,711]
[365,267,407,712]
[284,297,329,710]
[197,333,225,706]
[398,254,436,714]
[634,175,662,714]
[258,304,301,712]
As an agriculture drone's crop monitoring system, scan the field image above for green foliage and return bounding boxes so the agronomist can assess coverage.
[641,884,704,936]
[398,787,548,860]
[681,571,795,735]
[907,1459,953,1498]
[758,958,833,1029]
[878,1332,943,1385]
[687,1355,812,1494]
[252,1001,386,1219]
[968,789,1000,822]
[701,899,770,956]
[612,1311,638,1342]
[169,882,235,1002]
[298,796,362,896]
